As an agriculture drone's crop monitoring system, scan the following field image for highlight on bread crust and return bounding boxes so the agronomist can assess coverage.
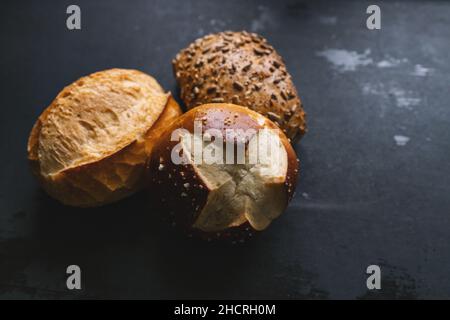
[27,68,182,207]
[172,31,307,141]
[146,103,299,241]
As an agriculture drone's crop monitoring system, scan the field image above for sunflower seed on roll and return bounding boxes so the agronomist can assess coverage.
[172,31,307,141]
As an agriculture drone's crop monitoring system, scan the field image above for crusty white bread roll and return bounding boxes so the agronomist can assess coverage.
[173,31,307,141]
[146,103,299,241]
[28,68,182,207]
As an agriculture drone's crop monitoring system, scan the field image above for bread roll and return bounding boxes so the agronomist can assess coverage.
[146,103,299,241]
[172,31,306,141]
[28,68,182,207]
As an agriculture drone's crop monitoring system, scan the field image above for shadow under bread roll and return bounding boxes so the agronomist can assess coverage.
[27,68,182,207]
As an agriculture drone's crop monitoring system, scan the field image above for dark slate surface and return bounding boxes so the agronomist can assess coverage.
[0,0,449,299]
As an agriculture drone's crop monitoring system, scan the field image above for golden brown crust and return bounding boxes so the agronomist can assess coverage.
[37,69,169,176]
[28,69,182,207]
[146,103,298,239]
[172,31,307,141]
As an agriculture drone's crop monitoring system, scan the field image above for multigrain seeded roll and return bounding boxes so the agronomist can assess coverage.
[27,68,182,207]
[172,31,307,141]
[146,103,299,242]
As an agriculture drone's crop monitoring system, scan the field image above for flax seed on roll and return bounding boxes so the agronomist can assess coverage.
[146,103,299,241]
[27,68,182,207]
[172,31,307,141]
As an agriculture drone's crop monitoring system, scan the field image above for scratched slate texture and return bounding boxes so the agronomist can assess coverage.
[0,0,449,299]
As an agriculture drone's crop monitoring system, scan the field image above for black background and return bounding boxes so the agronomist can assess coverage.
[0,0,449,299]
